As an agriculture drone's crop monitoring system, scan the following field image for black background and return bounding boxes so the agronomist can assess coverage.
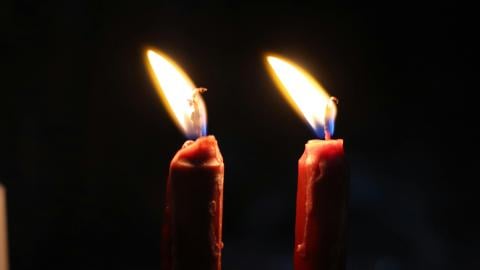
[1,1,478,270]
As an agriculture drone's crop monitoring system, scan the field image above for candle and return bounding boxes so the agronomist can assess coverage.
[0,184,8,270]
[146,50,224,270]
[266,55,348,270]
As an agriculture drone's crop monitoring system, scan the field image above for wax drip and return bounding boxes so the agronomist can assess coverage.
[187,87,207,139]
[324,97,338,140]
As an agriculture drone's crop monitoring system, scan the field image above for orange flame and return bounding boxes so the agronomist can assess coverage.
[266,55,336,137]
[146,49,207,139]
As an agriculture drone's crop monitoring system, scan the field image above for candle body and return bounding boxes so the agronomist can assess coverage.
[0,184,8,270]
[294,140,348,270]
[163,136,224,270]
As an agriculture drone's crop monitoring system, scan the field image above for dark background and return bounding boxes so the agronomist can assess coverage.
[1,1,478,270]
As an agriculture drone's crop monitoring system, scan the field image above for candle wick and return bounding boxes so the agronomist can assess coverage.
[324,96,338,140]
[188,87,207,138]
[324,130,331,140]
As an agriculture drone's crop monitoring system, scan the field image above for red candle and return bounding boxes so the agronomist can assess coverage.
[0,184,8,270]
[295,139,347,270]
[168,136,224,270]
[266,55,348,270]
[146,50,224,270]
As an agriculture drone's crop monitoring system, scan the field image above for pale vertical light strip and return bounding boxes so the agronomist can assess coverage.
[0,184,8,270]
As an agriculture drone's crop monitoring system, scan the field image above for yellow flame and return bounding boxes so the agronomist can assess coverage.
[146,49,207,138]
[266,55,335,134]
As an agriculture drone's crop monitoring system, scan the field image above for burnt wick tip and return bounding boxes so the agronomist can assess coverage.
[194,87,207,94]
[330,96,339,104]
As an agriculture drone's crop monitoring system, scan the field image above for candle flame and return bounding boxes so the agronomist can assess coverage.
[146,49,207,139]
[266,55,336,138]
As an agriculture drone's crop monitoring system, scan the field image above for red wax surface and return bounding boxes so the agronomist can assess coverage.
[162,136,224,270]
[0,184,8,270]
[294,139,348,270]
